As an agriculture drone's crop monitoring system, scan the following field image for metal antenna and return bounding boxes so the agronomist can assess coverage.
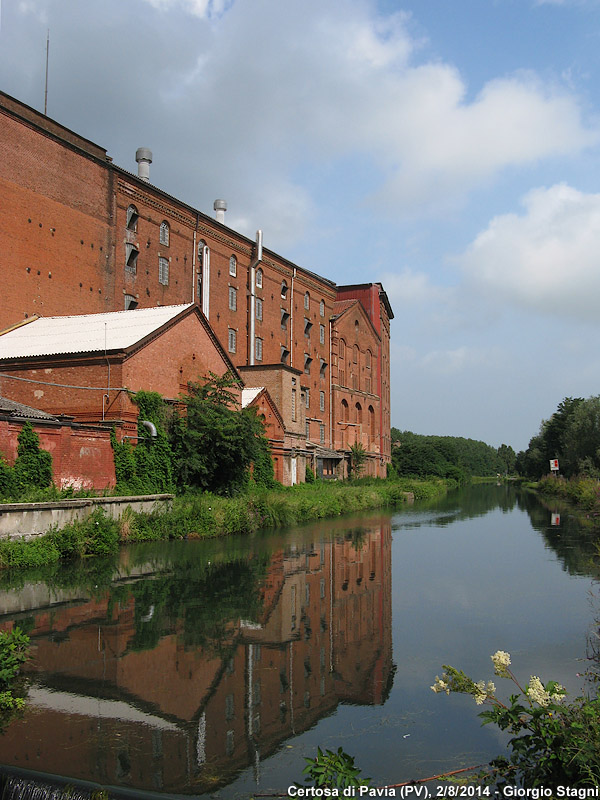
[44,29,49,115]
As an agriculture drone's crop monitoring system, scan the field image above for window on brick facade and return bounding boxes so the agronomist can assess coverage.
[320,359,327,378]
[339,368,346,386]
[339,338,346,359]
[319,324,325,345]
[255,337,263,361]
[319,391,325,412]
[355,402,362,424]
[281,280,288,298]
[126,205,139,231]
[353,344,359,364]
[320,299,325,316]
[320,424,325,445]
[304,291,310,310]
[369,405,375,436]
[256,268,263,288]
[281,345,290,364]
[256,297,263,321]
[304,318,312,337]
[305,388,310,409]
[159,221,170,246]
[306,421,310,440]
[304,354,312,374]
[366,349,372,369]
[342,399,349,422]
[292,388,297,421]
[281,308,290,330]
[125,243,138,273]
[228,329,236,353]
[229,287,237,311]
[158,257,169,285]
[124,294,138,310]
[229,255,237,277]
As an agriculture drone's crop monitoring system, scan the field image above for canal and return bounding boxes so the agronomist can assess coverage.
[0,484,597,797]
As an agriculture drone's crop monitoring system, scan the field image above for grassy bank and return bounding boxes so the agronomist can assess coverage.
[536,474,600,516]
[0,477,452,571]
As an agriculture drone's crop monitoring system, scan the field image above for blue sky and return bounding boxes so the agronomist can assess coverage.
[2,0,600,451]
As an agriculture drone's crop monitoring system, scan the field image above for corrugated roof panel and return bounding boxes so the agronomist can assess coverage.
[0,305,192,359]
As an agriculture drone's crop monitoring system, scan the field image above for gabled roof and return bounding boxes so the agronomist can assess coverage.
[241,386,285,430]
[0,304,193,359]
[332,298,381,342]
[241,388,264,408]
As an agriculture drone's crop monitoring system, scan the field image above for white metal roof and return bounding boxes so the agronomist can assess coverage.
[0,304,193,359]
[241,387,264,408]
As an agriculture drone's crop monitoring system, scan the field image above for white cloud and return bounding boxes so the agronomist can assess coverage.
[459,184,600,320]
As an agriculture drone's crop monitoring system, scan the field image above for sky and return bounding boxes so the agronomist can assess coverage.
[2,0,600,452]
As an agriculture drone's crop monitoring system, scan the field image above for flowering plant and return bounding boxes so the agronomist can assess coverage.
[432,651,600,788]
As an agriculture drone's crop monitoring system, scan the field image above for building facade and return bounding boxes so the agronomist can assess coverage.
[0,90,393,482]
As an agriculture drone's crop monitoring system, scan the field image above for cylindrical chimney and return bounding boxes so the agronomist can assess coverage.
[135,147,153,182]
[214,199,227,224]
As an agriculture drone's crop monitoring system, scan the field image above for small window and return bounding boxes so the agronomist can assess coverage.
[304,291,310,311]
[305,389,310,409]
[158,257,169,285]
[281,280,288,298]
[319,391,325,412]
[320,299,325,317]
[126,205,138,231]
[229,287,237,311]
[159,220,170,246]
[306,421,310,440]
[198,240,207,265]
[291,388,297,421]
[229,255,237,277]
[124,294,138,310]
[355,402,362,424]
[228,329,236,353]
[366,349,372,369]
[304,354,312,374]
[125,243,138,273]
[256,297,263,321]
[256,268,263,288]
[339,338,346,359]
[281,308,290,330]
[320,359,327,378]
[319,324,325,345]
[353,344,359,364]
[304,318,313,337]
[255,337,263,361]
[319,424,325,445]
[281,345,290,364]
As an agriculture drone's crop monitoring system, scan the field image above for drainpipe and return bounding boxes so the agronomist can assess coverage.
[329,315,333,448]
[191,214,198,304]
[249,230,262,365]
[290,268,296,368]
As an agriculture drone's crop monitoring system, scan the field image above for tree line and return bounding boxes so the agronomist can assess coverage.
[390,428,515,481]
[516,396,600,479]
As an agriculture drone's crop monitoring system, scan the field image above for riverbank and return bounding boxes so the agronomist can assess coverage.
[0,477,453,571]
[533,475,600,524]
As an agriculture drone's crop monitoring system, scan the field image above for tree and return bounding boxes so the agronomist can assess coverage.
[497,443,516,474]
[13,421,52,492]
[349,442,367,478]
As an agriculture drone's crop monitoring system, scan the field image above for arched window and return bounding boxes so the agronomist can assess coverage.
[355,402,362,424]
[339,338,346,359]
[365,349,372,369]
[353,344,359,364]
[256,268,263,288]
[159,220,170,246]
[229,255,237,277]
[126,205,138,231]
[341,399,349,422]
[368,405,375,436]
[304,291,310,310]
[320,299,325,317]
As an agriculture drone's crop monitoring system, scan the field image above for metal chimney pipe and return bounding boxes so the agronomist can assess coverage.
[135,148,153,182]
[214,199,227,224]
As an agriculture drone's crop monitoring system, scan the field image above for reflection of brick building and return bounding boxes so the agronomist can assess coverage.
[0,521,392,794]
[0,90,393,481]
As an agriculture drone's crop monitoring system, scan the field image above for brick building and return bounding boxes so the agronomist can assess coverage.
[0,90,393,482]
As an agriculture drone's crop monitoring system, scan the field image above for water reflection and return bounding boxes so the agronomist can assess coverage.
[0,519,393,795]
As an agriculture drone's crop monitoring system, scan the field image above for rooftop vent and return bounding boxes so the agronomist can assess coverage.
[135,148,153,182]
[214,199,227,224]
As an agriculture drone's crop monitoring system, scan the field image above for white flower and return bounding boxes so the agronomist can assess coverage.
[527,676,550,707]
[431,674,450,695]
[491,650,511,677]
[474,680,488,705]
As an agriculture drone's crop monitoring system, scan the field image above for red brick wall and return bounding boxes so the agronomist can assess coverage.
[0,418,115,489]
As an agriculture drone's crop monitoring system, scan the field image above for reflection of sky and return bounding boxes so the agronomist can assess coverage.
[224,490,597,796]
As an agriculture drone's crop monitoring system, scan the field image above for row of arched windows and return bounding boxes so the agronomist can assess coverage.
[340,400,376,434]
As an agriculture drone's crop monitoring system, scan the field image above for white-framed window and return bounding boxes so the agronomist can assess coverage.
[291,388,297,421]
[319,424,325,444]
[124,294,138,310]
[319,324,325,344]
[305,388,310,408]
[256,268,263,288]
[281,280,288,298]
[304,291,310,311]
[126,205,138,231]
[159,220,170,246]
[125,242,138,273]
[229,287,237,311]
[320,299,325,317]
[229,255,237,277]
[159,257,169,285]
[319,391,325,412]
[228,328,236,353]
[306,421,310,440]
[255,337,263,361]
[256,297,263,321]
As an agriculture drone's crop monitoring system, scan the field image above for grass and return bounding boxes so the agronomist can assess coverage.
[0,477,453,571]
